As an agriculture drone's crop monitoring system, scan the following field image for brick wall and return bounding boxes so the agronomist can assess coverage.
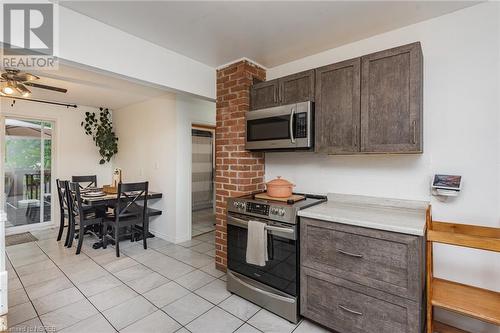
[215,60,266,271]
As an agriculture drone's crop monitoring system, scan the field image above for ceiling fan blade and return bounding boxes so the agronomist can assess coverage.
[24,82,67,93]
[14,72,39,81]
[16,83,32,96]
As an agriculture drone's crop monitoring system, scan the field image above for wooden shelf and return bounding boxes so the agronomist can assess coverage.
[428,221,500,252]
[427,211,500,332]
[433,321,471,333]
[432,278,500,325]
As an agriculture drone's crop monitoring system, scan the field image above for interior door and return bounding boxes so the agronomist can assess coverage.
[2,117,54,232]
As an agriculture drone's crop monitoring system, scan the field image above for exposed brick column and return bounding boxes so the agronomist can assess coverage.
[215,60,266,272]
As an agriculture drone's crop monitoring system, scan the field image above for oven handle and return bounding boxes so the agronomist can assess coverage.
[227,215,294,234]
[266,225,294,234]
[289,106,296,144]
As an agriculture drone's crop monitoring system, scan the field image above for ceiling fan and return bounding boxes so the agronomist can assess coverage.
[0,69,67,97]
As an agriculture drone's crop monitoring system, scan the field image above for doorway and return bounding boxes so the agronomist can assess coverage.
[2,117,54,232]
[191,125,215,237]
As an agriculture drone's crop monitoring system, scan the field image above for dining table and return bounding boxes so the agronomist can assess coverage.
[79,189,163,249]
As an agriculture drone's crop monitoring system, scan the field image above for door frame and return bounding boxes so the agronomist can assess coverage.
[0,114,58,235]
[190,123,215,239]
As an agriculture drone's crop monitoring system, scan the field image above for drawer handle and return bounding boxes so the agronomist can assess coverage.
[337,249,363,258]
[339,304,363,316]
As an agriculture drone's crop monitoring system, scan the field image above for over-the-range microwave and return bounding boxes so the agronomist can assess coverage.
[245,101,313,151]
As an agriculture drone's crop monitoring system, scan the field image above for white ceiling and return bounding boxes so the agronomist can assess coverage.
[1,62,168,109]
[60,1,479,68]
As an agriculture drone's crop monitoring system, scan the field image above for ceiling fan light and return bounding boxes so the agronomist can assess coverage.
[2,86,14,95]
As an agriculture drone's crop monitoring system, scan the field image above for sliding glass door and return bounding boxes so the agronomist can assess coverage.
[2,117,53,231]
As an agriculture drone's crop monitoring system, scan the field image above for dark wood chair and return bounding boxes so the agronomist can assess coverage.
[67,182,103,254]
[55,179,70,243]
[71,175,97,189]
[102,182,149,257]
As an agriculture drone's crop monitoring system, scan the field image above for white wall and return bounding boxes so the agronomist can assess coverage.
[266,3,500,332]
[0,99,113,229]
[113,94,215,243]
[113,94,178,242]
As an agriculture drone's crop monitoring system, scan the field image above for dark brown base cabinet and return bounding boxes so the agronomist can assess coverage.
[300,217,425,333]
[250,42,423,154]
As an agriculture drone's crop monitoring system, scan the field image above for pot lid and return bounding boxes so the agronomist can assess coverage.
[266,176,294,187]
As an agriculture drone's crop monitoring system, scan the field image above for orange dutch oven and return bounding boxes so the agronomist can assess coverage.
[265,176,295,198]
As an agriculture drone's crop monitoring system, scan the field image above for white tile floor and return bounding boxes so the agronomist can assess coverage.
[6,228,330,333]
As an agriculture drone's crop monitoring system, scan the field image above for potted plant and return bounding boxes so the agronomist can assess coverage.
[81,107,118,164]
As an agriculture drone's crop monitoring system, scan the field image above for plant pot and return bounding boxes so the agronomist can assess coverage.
[266,176,295,198]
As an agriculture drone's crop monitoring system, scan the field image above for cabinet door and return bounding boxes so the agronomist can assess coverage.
[279,70,315,105]
[315,58,361,154]
[361,42,423,153]
[250,79,279,110]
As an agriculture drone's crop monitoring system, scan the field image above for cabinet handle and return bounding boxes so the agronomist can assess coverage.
[339,305,363,316]
[353,125,358,146]
[412,120,417,144]
[337,249,363,258]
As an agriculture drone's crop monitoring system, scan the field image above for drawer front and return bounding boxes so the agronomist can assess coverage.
[301,267,420,333]
[300,217,422,300]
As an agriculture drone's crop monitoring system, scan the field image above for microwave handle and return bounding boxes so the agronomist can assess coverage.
[289,106,296,144]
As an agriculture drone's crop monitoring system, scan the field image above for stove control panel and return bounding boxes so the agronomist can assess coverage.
[270,207,286,217]
[246,202,270,216]
[232,201,246,210]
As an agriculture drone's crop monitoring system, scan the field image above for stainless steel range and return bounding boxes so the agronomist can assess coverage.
[226,192,327,323]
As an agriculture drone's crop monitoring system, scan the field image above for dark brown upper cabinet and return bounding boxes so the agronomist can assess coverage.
[315,58,361,154]
[250,70,314,110]
[279,70,315,105]
[360,42,423,153]
[248,42,423,154]
[250,79,280,110]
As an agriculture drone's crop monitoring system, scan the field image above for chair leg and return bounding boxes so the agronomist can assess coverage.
[115,225,120,257]
[57,211,64,241]
[102,223,108,249]
[76,224,84,255]
[67,218,75,248]
[143,220,148,250]
[64,217,71,247]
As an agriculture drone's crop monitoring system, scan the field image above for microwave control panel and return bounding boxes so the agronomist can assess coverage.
[295,112,307,138]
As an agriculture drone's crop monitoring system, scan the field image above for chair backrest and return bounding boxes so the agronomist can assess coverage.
[68,182,85,219]
[115,182,149,224]
[55,179,70,212]
[71,175,97,189]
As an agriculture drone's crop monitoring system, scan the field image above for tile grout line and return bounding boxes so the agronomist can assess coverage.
[8,230,270,333]
[93,236,248,332]
[84,245,188,331]
[33,239,121,332]
[101,238,238,331]
[5,251,44,329]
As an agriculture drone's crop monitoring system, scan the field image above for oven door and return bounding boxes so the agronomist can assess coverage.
[245,101,312,150]
[227,213,298,297]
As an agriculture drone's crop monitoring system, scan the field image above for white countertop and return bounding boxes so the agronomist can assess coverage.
[298,193,429,236]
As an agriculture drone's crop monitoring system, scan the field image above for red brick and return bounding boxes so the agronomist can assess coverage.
[215,60,265,272]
